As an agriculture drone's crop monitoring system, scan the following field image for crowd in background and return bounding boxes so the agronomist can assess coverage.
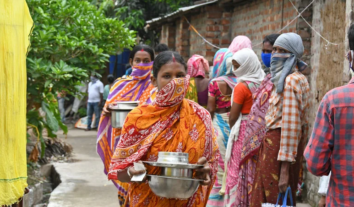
[57,25,354,206]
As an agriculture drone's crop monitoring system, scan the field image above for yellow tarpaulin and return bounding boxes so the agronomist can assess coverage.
[0,0,33,205]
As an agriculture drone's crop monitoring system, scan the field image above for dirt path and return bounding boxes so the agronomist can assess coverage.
[48,128,119,207]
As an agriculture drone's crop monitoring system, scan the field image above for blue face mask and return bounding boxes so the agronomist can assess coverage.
[261,52,272,68]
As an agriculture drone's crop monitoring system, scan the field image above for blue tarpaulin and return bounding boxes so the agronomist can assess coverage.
[109,48,130,78]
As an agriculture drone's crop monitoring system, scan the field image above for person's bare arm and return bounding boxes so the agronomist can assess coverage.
[229,102,242,128]
[218,81,232,96]
[100,93,103,106]
[279,161,290,193]
[207,96,216,119]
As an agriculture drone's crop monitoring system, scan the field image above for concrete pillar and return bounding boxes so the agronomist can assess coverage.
[344,0,354,81]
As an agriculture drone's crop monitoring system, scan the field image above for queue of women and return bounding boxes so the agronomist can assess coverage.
[96,32,310,207]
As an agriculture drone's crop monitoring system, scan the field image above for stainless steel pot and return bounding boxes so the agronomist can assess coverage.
[160,167,192,178]
[157,152,189,164]
[157,152,191,178]
[109,101,139,128]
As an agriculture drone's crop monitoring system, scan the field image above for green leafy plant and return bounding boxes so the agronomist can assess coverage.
[26,0,136,156]
[78,108,87,117]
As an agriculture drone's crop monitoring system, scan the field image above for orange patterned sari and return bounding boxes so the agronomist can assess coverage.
[108,76,219,207]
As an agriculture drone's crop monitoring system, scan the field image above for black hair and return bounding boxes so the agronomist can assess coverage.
[153,51,187,78]
[129,44,155,61]
[107,74,114,84]
[154,43,169,53]
[349,24,354,50]
[263,34,281,46]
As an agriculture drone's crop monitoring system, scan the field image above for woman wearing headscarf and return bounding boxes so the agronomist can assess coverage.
[97,44,155,205]
[234,34,280,207]
[228,35,253,54]
[250,33,310,207]
[145,54,209,105]
[206,36,252,207]
[223,48,265,206]
[108,51,219,206]
[211,36,252,79]
[186,54,210,107]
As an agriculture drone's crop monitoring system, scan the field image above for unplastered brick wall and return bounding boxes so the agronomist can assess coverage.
[168,24,176,51]
[231,0,297,56]
[189,11,208,59]
[188,4,232,65]
[160,25,168,46]
[175,19,190,61]
[160,24,176,51]
[204,4,232,64]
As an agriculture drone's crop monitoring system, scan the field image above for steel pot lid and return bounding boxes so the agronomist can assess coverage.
[158,152,188,157]
[109,101,139,111]
[143,161,203,169]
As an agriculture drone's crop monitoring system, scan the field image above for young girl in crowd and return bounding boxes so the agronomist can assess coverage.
[97,44,155,205]
[108,51,219,206]
[224,48,265,206]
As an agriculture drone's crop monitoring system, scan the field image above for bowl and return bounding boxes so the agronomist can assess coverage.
[109,101,139,128]
[157,152,189,163]
[147,175,201,199]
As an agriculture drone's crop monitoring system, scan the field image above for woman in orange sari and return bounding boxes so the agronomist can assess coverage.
[108,51,219,206]
[97,44,155,205]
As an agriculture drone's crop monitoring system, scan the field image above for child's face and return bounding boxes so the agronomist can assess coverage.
[151,62,186,91]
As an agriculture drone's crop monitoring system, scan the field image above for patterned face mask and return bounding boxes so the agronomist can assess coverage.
[155,75,190,107]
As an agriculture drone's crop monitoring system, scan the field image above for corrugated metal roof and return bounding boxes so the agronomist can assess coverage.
[146,0,218,25]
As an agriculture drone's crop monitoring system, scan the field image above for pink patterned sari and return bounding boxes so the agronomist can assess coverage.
[224,81,260,206]
[234,74,273,206]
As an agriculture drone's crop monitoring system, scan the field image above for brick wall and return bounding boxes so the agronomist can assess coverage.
[204,5,231,64]
[175,19,190,61]
[230,0,297,56]
[157,0,313,63]
[160,24,176,51]
[186,4,232,64]
[189,10,208,59]
[160,25,168,46]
